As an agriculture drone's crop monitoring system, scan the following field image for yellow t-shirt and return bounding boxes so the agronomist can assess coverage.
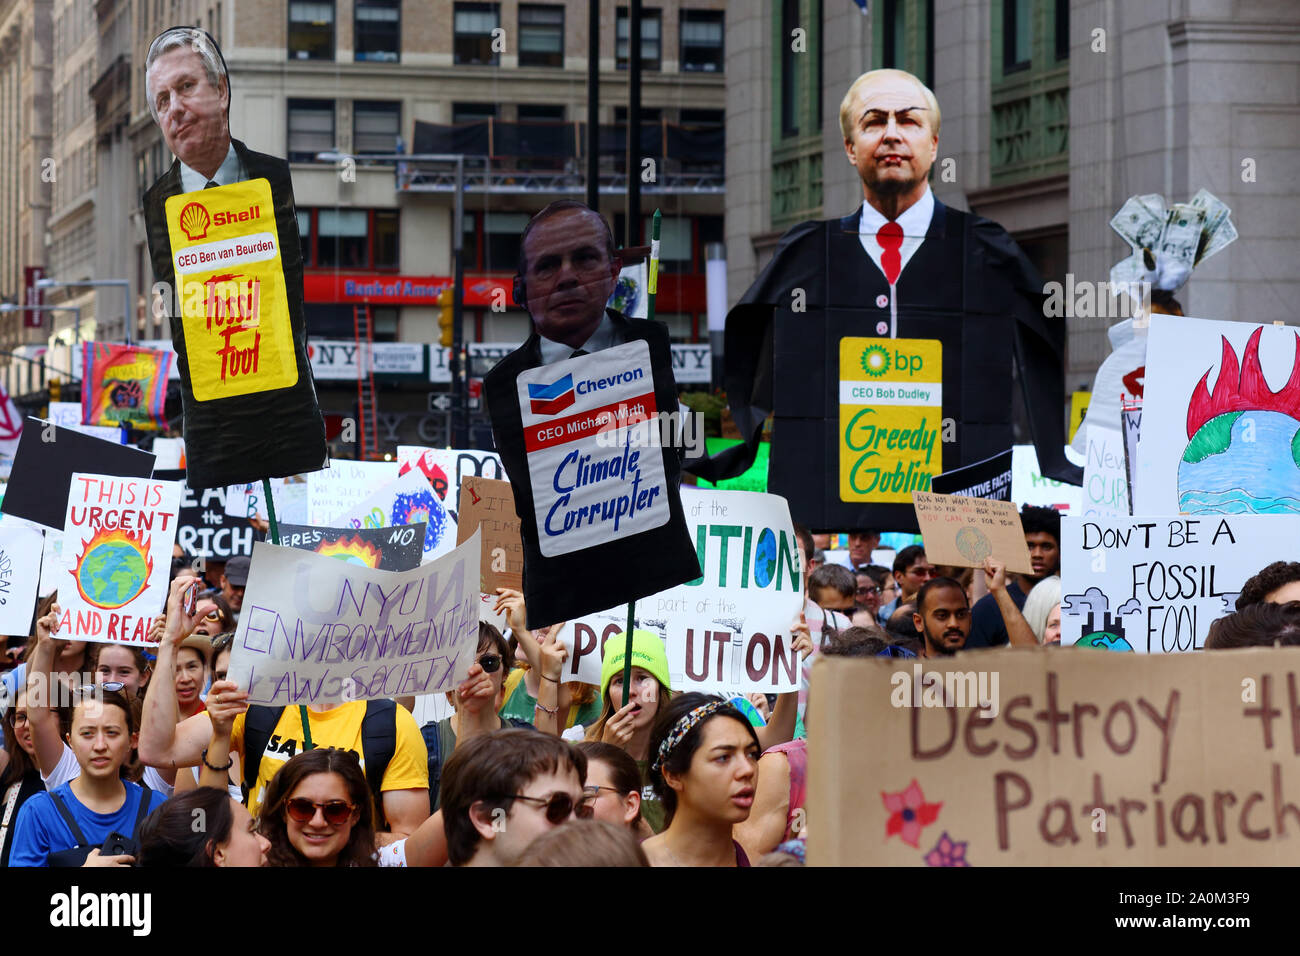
[231,701,429,816]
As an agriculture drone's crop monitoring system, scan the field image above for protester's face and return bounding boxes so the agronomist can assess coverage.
[914,586,971,656]
[582,759,640,828]
[175,648,206,706]
[213,648,231,684]
[1266,581,1300,604]
[856,574,882,613]
[606,666,660,729]
[812,534,831,550]
[848,532,878,564]
[220,575,245,612]
[96,645,147,696]
[10,691,34,757]
[214,798,270,867]
[842,75,938,200]
[899,557,935,598]
[496,767,585,863]
[880,575,899,605]
[1043,604,1062,646]
[520,208,620,343]
[148,46,230,168]
[812,586,854,613]
[1025,532,1060,579]
[194,599,225,637]
[284,771,359,866]
[672,717,759,825]
[69,700,134,780]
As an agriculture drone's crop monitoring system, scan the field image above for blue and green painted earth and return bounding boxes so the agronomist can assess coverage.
[78,542,149,607]
[1178,410,1300,513]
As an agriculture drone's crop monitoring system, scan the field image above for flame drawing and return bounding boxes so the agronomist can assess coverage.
[71,526,154,610]
[179,201,211,241]
[316,535,383,569]
[1186,328,1300,438]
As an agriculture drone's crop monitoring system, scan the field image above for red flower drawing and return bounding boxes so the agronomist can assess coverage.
[882,779,942,848]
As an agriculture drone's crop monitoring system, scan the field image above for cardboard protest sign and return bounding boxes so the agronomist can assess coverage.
[225,530,480,706]
[912,491,1033,573]
[2,419,155,531]
[154,470,257,560]
[1011,444,1083,512]
[807,647,1300,865]
[929,450,1012,501]
[558,488,804,694]
[1136,315,1300,515]
[455,477,522,592]
[0,518,44,635]
[485,321,701,627]
[307,459,397,525]
[333,470,455,561]
[80,343,173,431]
[1059,514,1291,652]
[56,473,182,644]
[277,522,425,572]
[397,445,505,521]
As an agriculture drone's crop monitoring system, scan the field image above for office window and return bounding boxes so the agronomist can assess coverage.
[1003,0,1031,72]
[287,99,335,162]
[679,10,723,72]
[373,210,399,268]
[354,101,401,155]
[643,215,691,274]
[452,102,497,124]
[454,2,500,66]
[518,104,564,121]
[484,212,530,272]
[780,0,799,136]
[882,0,902,68]
[317,209,368,268]
[288,0,334,60]
[519,4,564,68]
[616,7,661,71]
[355,0,400,62]
[1054,0,1069,59]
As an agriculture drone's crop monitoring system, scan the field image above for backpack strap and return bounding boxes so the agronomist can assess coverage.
[419,720,442,815]
[241,705,285,791]
[360,699,398,826]
[130,782,153,838]
[48,791,90,848]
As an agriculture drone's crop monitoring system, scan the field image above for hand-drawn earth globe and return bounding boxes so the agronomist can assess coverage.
[1075,631,1134,652]
[752,528,777,588]
[954,526,992,564]
[78,541,149,608]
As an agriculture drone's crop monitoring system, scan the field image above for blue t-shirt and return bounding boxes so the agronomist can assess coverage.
[8,780,168,867]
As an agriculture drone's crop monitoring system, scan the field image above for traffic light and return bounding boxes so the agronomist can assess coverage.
[437,286,454,348]
[49,378,61,403]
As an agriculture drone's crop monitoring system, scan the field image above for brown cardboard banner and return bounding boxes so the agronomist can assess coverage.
[807,647,1300,865]
[456,476,523,593]
[912,490,1034,574]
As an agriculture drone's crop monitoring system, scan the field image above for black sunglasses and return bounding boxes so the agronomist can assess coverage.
[477,653,503,673]
[499,792,592,824]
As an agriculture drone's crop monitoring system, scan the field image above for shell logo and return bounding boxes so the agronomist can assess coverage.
[179,201,211,241]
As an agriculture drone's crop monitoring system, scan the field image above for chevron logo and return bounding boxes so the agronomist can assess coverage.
[528,373,576,415]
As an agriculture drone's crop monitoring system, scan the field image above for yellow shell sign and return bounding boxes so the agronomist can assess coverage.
[839,337,943,502]
[165,178,298,401]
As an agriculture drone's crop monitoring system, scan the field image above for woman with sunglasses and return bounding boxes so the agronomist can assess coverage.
[642,693,762,868]
[419,622,531,813]
[257,747,377,867]
[191,594,233,638]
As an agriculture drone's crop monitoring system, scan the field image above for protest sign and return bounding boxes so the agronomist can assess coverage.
[455,477,522,592]
[48,402,123,443]
[80,343,172,431]
[1122,405,1141,513]
[39,530,64,597]
[154,469,256,560]
[2,419,155,531]
[307,459,398,525]
[152,437,186,471]
[1082,425,1128,519]
[839,337,943,504]
[333,469,455,560]
[1059,513,1291,652]
[277,522,425,572]
[929,450,1013,501]
[56,473,182,644]
[225,476,306,524]
[397,445,505,521]
[0,518,44,634]
[912,491,1033,574]
[225,530,481,707]
[807,647,1300,865]
[0,385,22,463]
[1011,444,1083,512]
[1137,315,1300,515]
[558,488,804,694]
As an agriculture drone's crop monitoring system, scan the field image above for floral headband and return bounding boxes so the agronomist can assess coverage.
[652,700,733,773]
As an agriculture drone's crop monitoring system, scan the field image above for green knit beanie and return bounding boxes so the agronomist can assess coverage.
[599,630,671,703]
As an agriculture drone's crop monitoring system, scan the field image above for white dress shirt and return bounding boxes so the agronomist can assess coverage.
[537,311,622,365]
[179,142,244,194]
[857,184,936,284]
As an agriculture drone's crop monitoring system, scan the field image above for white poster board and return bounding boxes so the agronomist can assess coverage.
[306,460,398,526]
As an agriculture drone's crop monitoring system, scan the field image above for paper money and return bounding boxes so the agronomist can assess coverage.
[1190,188,1238,265]
[1157,203,1205,273]
[1110,196,1165,251]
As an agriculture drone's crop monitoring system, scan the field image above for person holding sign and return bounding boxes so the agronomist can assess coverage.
[966,506,1060,648]
[141,27,327,490]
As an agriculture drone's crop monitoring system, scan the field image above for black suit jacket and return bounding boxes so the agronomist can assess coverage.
[704,198,1082,530]
[142,138,328,490]
[485,309,701,628]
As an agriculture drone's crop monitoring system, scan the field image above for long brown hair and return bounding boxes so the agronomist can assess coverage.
[1,687,34,792]
[257,748,377,867]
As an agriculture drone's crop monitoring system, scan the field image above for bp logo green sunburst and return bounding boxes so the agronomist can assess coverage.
[860,345,890,378]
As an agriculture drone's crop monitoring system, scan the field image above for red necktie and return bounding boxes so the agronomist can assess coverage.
[876,221,904,284]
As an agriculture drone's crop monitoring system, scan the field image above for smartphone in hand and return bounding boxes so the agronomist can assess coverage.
[183,582,198,617]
